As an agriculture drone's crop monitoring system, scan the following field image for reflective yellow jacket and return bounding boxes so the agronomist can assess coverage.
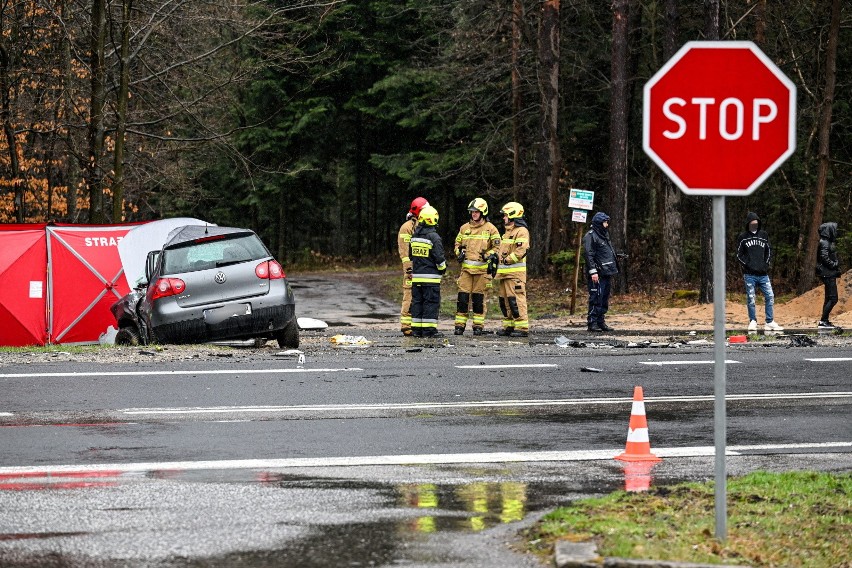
[454,219,501,274]
[398,217,416,271]
[496,222,529,278]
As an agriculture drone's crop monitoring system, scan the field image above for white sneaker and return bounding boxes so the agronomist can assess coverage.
[747,320,758,333]
[764,321,784,332]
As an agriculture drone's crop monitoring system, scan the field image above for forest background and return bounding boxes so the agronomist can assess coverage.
[1,0,849,297]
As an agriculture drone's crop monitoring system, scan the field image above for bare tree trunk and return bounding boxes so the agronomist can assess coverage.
[608,0,629,292]
[0,1,23,222]
[754,0,767,46]
[85,0,107,223]
[798,0,840,294]
[112,0,133,223]
[60,0,79,222]
[529,0,560,277]
[511,0,523,199]
[698,0,719,303]
[662,0,685,283]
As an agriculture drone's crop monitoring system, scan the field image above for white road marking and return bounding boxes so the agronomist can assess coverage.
[455,364,558,369]
[0,442,849,477]
[0,412,12,417]
[119,391,852,416]
[804,357,852,362]
[640,360,741,366]
[0,368,363,379]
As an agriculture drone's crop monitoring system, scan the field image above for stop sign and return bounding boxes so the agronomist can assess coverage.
[643,41,796,196]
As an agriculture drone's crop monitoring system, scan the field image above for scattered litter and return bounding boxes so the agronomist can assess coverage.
[728,335,747,344]
[405,348,422,353]
[139,350,158,356]
[210,339,263,348]
[330,334,372,347]
[580,367,603,373]
[555,336,590,348]
[297,317,328,330]
[554,335,570,347]
[688,330,697,336]
[787,334,817,348]
[687,339,711,345]
[275,349,304,357]
[214,352,233,358]
[50,351,72,357]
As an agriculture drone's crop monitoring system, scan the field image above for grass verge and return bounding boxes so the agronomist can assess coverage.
[523,470,852,567]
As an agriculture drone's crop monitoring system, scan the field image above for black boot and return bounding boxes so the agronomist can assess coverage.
[496,328,514,336]
[599,322,614,331]
[472,328,483,336]
[588,322,603,332]
[454,326,465,335]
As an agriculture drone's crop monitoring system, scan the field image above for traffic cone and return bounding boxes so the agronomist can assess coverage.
[615,386,662,462]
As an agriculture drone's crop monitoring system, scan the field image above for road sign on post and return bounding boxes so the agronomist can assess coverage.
[568,189,594,316]
[643,41,796,195]
[642,41,796,541]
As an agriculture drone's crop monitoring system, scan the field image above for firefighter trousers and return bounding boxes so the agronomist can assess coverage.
[412,283,441,336]
[455,271,490,330]
[496,276,528,332]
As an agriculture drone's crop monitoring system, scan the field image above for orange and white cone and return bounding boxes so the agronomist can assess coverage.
[615,386,662,462]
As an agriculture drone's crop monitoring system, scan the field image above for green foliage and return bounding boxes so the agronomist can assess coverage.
[526,471,852,567]
[549,249,577,280]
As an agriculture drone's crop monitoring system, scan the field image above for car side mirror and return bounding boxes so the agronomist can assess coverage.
[145,250,160,284]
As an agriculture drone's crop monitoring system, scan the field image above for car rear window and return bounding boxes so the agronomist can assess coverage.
[162,234,271,274]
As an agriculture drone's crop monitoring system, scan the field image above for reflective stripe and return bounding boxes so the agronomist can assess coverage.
[402,235,411,242]
[497,263,526,274]
[412,275,442,283]
[401,256,410,262]
[462,261,487,269]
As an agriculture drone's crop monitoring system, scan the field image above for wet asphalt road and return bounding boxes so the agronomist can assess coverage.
[0,274,850,567]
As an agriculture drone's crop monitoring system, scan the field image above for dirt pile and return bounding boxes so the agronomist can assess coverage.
[606,270,852,331]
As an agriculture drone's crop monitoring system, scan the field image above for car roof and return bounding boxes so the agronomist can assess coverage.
[164,225,254,248]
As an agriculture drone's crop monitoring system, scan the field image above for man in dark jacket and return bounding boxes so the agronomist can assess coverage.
[736,212,783,333]
[583,212,619,332]
[410,205,447,338]
[816,222,842,329]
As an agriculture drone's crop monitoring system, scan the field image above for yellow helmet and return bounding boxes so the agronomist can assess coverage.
[501,201,524,220]
[418,205,439,226]
[468,197,488,216]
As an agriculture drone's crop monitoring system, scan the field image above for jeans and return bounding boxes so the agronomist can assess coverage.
[744,274,775,323]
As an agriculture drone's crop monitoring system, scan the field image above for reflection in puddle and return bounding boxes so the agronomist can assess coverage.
[397,481,527,533]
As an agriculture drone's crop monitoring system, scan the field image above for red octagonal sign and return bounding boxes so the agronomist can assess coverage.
[643,41,796,196]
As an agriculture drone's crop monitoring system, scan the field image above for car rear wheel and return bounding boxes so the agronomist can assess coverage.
[115,325,141,346]
[276,317,299,349]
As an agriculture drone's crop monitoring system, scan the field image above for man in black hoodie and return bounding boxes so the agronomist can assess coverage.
[816,221,842,329]
[736,212,784,333]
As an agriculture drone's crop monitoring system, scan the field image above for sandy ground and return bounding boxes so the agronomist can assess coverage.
[331,269,852,333]
[601,270,852,332]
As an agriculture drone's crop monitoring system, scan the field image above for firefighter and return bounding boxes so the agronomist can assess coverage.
[410,205,447,337]
[494,202,530,337]
[453,197,501,335]
[398,197,429,336]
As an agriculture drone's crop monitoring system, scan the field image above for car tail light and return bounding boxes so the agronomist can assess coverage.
[255,260,285,280]
[151,278,186,300]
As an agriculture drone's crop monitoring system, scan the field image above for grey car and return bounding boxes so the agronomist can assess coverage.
[111,225,298,348]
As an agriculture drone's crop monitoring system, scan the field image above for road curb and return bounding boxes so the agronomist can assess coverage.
[555,541,751,568]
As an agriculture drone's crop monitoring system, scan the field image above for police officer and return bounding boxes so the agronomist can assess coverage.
[453,198,501,335]
[410,206,447,337]
[495,202,529,337]
[398,197,429,336]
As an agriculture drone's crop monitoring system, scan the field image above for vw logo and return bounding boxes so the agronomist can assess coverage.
[214,272,227,284]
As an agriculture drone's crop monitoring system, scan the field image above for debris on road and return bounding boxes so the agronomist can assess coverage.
[330,334,372,347]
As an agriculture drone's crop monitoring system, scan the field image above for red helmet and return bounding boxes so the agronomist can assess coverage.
[409,197,429,217]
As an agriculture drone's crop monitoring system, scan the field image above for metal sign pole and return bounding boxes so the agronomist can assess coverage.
[712,196,727,540]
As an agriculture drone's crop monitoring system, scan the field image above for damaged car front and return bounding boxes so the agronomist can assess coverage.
[111,226,298,348]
